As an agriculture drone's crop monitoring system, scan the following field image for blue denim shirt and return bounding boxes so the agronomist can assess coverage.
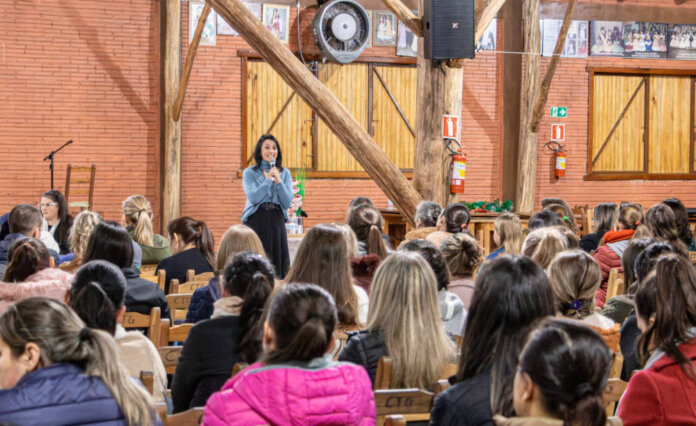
[241,161,293,223]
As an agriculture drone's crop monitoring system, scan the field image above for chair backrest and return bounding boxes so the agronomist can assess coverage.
[141,269,166,293]
[606,268,625,301]
[162,407,205,426]
[140,264,158,275]
[161,321,193,346]
[171,280,208,295]
[122,307,161,346]
[374,388,434,422]
[374,356,457,391]
[64,164,96,213]
[573,204,591,236]
[139,370,154,396]
[609,352,624,379]
[166,294,193,321]
[432,379,451,395]
[158,345,183,375]
[186,269,215,283]
[333,323,361,360]
[384,415,406,426]
[603,378,628,417]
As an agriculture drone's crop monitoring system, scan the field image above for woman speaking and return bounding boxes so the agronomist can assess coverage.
[242,134,293,278]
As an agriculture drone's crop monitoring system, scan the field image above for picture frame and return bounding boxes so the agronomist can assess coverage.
[217,2,261,36]
[372,11,397,47]
[263,4,291,44]
[396,11,418,57]
[189,1,216,46]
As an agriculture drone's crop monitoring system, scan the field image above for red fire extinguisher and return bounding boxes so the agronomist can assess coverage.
[450,149,466,194]
[555,147,566,178]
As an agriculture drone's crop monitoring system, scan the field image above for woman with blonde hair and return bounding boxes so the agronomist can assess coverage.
[486,213,523,260]
[122,195,170,264]
[521,227,567,269]
[441,233,483,309]
[580,203,618,252]
[0,297,157,424]
[339,251,456,388]
[186,224,266,323]
[59,210,102,273]
[547,250,620,351]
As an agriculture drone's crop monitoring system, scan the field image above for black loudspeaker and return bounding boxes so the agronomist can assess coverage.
[422,0,475,60]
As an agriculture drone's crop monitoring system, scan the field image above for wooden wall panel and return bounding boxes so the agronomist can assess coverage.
[246,61,312,169]
[591,75,644,172]
[648,76,690,174]
[373,65,417,169]
[316,63,368,171]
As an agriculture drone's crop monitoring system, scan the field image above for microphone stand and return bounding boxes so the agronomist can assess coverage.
[43,140,73,190]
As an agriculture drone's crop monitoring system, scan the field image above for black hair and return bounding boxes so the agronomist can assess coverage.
[399,239,450,291]
[442,203,471,233]
[662,198,694,249]
[84,221,134,269]
[263,283,337,364]
[167,217,215,269]
[69,260,128,335]
[42,189,74,253]
[8,204,42,236]
[455,255,555,416]
[253,134,283,171]
[223,252,275,362]
[519,318,611,426]
[633,241,684,284]
[527,210,564,231]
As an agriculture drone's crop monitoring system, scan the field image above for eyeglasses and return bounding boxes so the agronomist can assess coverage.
[39,202,58,208]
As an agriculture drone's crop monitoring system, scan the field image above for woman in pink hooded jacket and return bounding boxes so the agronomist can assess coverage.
[0,238,73,314]
[203,283,376,426]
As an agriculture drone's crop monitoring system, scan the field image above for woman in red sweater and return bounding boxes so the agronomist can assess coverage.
[617,254,696,425]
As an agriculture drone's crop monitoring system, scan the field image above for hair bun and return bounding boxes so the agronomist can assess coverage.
[573,382,594,400]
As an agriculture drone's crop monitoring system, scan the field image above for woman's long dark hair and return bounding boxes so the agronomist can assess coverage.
[3,237,51,282]
[253,134,283,171]
[43,189,74,250]
[519,318,611,426]
[84,221,134,269]
[662,198,693,248]
[167,217,215,268]
[69,260,128,335]
[263,283,337,364]
[222,252,274,362]
[455,255,555,416]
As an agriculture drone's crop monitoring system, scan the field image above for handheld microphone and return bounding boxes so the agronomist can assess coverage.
[269,156,276,169]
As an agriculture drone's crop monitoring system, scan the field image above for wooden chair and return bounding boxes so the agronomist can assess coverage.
[375,388,434,426]
[432,379,451,395]
[573,204,591,236]
[603,378,628,417]
[689,251,696,264]
[158,346,183,375]
[161,320,193,345]
[167,293,193,322]
[609,352,624,379]
[140,264,158,276]
[122,307,161,346]
[606,268,625,301]
[139,370,154,396]
[142,269,166,293]
[333,323,361,360]
[374,357,457,390]
[231,362,249,377]
[186,269,216,283]
[64,164,96,213]
[170,279,208,295]
[161,407,205,426]
[384,416,406,426]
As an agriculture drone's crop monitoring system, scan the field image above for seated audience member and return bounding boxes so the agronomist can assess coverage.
[40,190,74,255]
[0,238,73,314]
[0,297,157,424]
[554,225,580,249]
[547,250,620,351]
[644,203,687,251]
[339,251,455,387]
[601,237,653,324]
[541,197,575,218]
[441,233,483,309]
[0,204,58,276]
[68,260,167,403]
[521,227,567,269]
[427,203,471,249]
[526,210,564,231]
[123,195,171,264]
[173,252,274,412]
[157,217,215,294]
[58,210,102,273]
[401,201,443,243]
[580,203,618,253]
[494,318,612,426]
[334,223,380,294]
[86,221,170,320]
[486,213,523,260]
[430,256,555,425]
[400,239,466,337]
[286,224,368,324]
[204,284,375,425]
[348,205,390,258]
[187,224,266,323]
[662,197,695,250]
[618,254,696,425]
[544,203,580,234]
[594,203,647,308]
[344,196,376,222]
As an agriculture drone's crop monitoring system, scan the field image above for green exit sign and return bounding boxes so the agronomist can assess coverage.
[550,107,567,118]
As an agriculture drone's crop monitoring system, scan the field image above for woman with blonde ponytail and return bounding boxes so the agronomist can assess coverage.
[122,195,170,264]
[0,297,158,424]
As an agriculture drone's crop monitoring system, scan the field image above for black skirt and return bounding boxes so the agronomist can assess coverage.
[245,207,290,279]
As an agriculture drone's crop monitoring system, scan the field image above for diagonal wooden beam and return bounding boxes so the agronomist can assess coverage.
[208,0,422,224]
[529,0,577,133]
[373,67,416,137]
[381,0,422,37]
[172,2,211,121]
[447,0,507,68]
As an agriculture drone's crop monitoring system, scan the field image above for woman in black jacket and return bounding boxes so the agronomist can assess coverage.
[579,203,618,252]
[430,256,554,426]
[171,252,274,412]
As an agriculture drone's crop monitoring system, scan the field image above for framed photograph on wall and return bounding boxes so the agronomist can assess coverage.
[217,2,262,36]
[396,12,418,57]
[669,24,696,60]
[623,22,668,59]
[541,20,588,58]
[477,19,496,51]
[189,1,216,46]
[373,11,397,47]
[263,4,291,44]
[590,21,624,57]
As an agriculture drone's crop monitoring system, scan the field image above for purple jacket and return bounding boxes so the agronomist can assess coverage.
[203,355,376,425]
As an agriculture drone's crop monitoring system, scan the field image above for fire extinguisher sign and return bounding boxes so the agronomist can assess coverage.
[443,115,458,140]
[551,123,565,141]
